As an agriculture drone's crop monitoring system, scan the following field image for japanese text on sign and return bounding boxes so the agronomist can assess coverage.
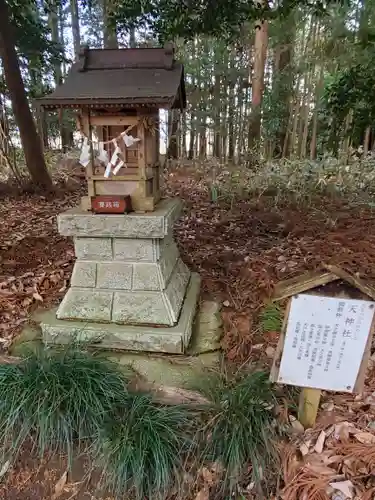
[98,201,120,209]
[277,294,375,392]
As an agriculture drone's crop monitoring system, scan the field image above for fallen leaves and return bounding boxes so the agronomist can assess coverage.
[0,461,10,481]
[329,480,354,499]
[281,414,375,499]
[289,415,305,435]
[169,166,375,365]
[194,486,209,500]
[201,467,215,486]
[315,431,327,454]
[0,266,70,347]
[51,471,67,500]
[192,461,226,500]
[32,292,43,302]
[266,346,276,358]
[353,431,375,445]
[0,190,77,347]
[1,162,375,498]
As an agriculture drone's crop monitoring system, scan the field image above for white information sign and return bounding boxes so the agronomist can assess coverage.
[277,294,375,392]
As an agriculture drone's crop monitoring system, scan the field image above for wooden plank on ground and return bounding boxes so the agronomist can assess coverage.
[270,300,291,382]
[324,264,375,302]
[273,270,339,301]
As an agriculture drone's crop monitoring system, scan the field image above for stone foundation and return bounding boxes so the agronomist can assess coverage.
[41,198,201,353]
[41,274,200,354]
[12,300,223,388]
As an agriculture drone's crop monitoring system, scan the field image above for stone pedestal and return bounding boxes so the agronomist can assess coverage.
[41,199,201,353]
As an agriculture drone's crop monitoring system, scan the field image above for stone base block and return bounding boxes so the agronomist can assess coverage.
[58,198,182,238]
[57,259,190,326]
[41,274,200,354]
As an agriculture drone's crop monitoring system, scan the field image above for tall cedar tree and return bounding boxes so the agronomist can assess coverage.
[0,0,52,189]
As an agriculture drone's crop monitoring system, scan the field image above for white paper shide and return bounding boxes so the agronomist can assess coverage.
[277,294,375,392]
[77,130,140,177]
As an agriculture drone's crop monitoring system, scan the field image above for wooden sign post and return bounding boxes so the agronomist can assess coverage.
[298,388,322,429]
[271,294,375,428]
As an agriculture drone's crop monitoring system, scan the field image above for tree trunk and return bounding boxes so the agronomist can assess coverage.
[49,5,62,85]
[228,77,235,159]
[290,98,301,158]
[188,113,195,160]
[59,5,67,76]
[195,37,206,159]
[248,13,268,153]
[342,111,352,163]
[180,111,187,157]
[310,65,324,160]
[221,50,229,162]
[364,126,371,155]
[49,2,71,150]
[237,83,245,159]
[198,91,206,158]
[38,107,49,150]
[227,48,236,161]
[290,19,311,157]
[228,89,235,161]
[272,13,295,157]
[59,5,73,149]
[300,76,311,159]
[300,21,319,159]
[282,107,292,158]
[129,27,136,48]
[213,72,221,158]
[102,0,118,48]
[28,5,50,151]
[199,115,206,158]
[0,0,52,188]
[70,0,81,59]
[166,109,178,159]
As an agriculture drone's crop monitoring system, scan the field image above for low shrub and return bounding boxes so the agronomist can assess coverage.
[0,347,283,498]
[0,347,130,464]
[204,154,375,207]
[193,369,279,496]
[95,392,194,500]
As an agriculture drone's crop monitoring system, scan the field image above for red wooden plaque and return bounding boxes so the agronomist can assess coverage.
[91,195,133,214]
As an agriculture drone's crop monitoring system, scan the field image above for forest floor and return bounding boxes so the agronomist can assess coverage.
[1,164,375,498]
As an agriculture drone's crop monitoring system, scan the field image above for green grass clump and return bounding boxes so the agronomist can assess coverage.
[0,347,130,464]
[95,392,193,500]
[260,302,283,333]
[194,370,279,495]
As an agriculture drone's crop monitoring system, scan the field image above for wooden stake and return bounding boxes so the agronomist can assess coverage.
[298,388,321,428]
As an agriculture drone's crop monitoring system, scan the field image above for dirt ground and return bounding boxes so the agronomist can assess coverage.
[0,448,114,500]
[2,166,375,497]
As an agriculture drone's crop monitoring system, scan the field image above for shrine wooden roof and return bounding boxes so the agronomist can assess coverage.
[37,45,186,110]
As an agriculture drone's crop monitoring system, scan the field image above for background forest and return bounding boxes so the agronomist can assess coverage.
[1,0,375,188]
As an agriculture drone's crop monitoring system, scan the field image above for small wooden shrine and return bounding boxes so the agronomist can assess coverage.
[37,44,186,212]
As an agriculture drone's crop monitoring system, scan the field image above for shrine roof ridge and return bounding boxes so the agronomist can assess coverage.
[36,44,186,110]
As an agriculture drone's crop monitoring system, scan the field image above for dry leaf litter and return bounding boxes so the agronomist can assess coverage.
[0,164,375,497]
